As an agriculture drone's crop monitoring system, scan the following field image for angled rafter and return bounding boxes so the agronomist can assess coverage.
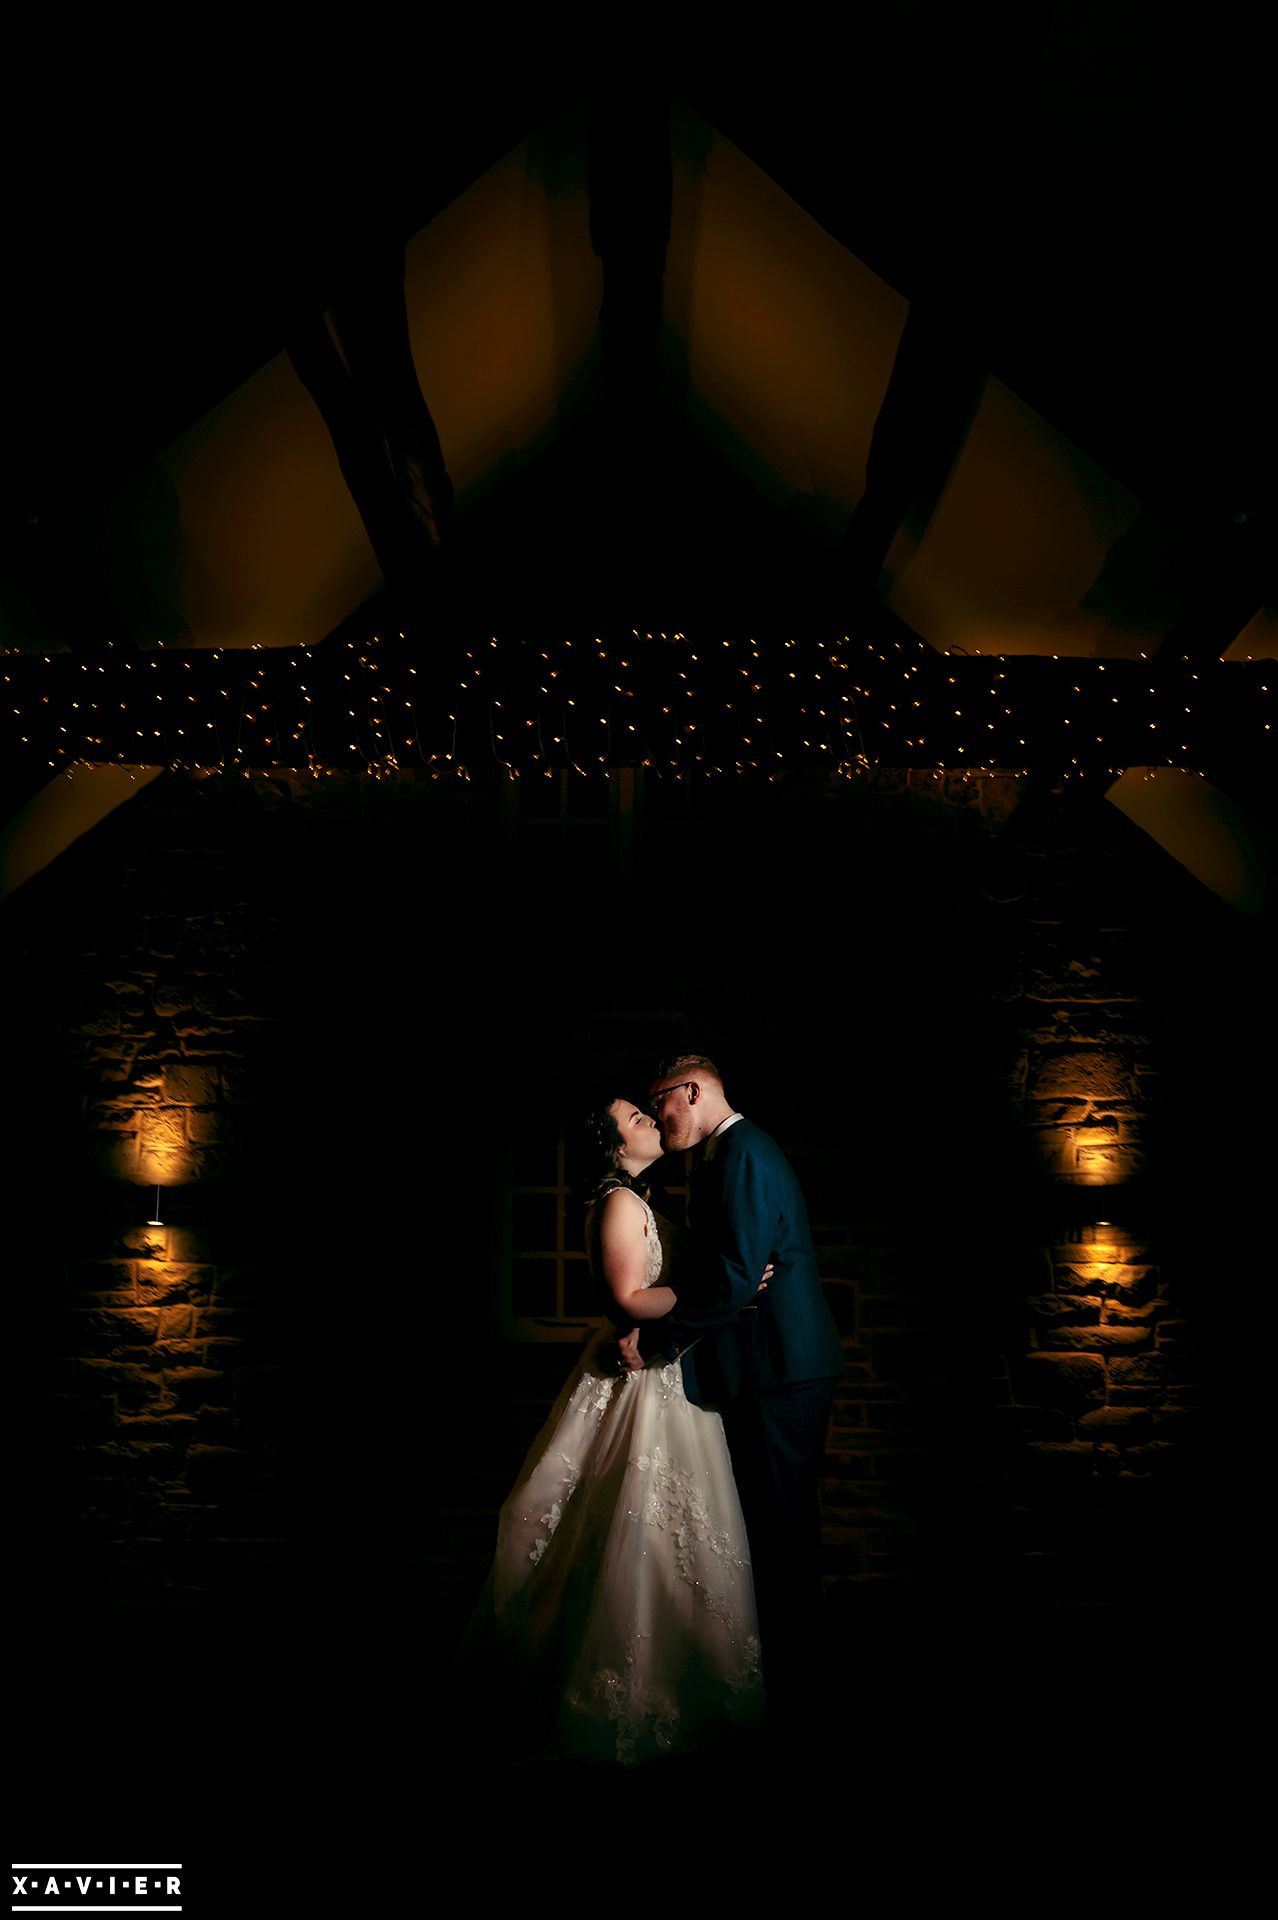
[587,85,672,512]
[1151,509,1269,670]
[841,300,986,598]
[1,513,137,659]
[288,245,453,608]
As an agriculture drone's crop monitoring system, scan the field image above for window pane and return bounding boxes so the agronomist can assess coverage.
[516,774,563,820]
[566,777,610,820]
[513,1131,559,1188]
[513,1191,560,1252]
[512,1258,558,1318]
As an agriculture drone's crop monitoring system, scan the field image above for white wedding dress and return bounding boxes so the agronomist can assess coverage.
[471,1190,763,1766]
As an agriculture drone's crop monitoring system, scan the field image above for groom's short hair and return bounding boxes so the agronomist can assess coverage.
[655,1052,723,1090]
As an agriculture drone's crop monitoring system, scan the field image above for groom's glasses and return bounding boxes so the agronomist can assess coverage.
[648,1082,695,1112]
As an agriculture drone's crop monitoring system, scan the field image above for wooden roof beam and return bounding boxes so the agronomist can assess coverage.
[841,300,986,600]
[587,87,672,470]
[288,244,454,612]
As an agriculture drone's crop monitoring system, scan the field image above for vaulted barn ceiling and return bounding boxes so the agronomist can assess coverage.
[1,17,1273,892]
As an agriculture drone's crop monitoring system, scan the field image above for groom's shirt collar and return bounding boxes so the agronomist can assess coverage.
[702,1112,744,1162]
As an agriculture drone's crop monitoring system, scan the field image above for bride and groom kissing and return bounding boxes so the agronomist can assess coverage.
[469,1052,845,1766]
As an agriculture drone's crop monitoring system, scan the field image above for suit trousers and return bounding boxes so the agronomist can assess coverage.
[720,1375,836,1731]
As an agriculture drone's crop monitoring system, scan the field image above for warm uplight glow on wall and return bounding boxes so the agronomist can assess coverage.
[1035,1127,1136,1187]
[1074,1140,1132,1186]
[666,102,907,534]
[886,379,1189,658]
[1223,607,1277,662]
[137,1129,195,1190]
[1066,1217,1147,1278]
[403,114,601,509]
[74,356,379,652]
[1107,768,1277,916]
[0,763,163,900]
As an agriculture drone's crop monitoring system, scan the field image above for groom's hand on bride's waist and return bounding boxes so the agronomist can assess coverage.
[616,1326,645,1373]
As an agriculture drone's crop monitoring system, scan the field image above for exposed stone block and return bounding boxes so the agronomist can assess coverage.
[139,1110,187,1150]
[134,1264,216,1305]
[155,1304,198,1341]
[164,1366,232,1413]
[101,976,147,1002]
[1077,1407,1153,1438]
[1106,1355,1167,1390]
[103,1364,176,1416]
[1154,1320,1194,1349]
[119,1226,169,1259]
[84,1308,160,1348]
[1029,1047,1133,1100]
[1051,1262,1112,1293]
[1118,1441,1187,1476]
[161,1064,219,1105]
[1076,1145,1137,1182]
[1011,1352,1105,1410]
[1101,1299,1166,1326]
[152,985,192,1021]
[184,1148,230,1182]
[1038,1324,1151,1352]
[116,1413,199,1440]
[96,1136,141,1180]
[138,1148,189,1186]
[1025,1098,1092,1126]
[1029,1294,1102,1325]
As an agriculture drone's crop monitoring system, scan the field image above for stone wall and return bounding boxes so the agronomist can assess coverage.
[4,766,1257,1707]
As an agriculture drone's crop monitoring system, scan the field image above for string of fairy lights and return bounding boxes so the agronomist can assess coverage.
[2,627,1273,785]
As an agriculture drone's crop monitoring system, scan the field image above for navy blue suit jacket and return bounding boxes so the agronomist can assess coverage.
[641,1118,844,1408]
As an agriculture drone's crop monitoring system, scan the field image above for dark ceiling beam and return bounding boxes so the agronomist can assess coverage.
[0,513,137,659]
[1151,507,1270,670]
[587,89,673,473]
[841,300,986,599]
[288,245,453,612]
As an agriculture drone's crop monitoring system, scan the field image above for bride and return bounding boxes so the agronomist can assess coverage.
[467,1095,765,1766]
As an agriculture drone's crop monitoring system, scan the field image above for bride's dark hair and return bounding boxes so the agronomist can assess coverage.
[581,1097,650,1207]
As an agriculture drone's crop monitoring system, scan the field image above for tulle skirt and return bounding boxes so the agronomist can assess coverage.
[461,1331,763,1766]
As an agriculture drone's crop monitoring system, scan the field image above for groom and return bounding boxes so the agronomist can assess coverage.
[623,1053,845,1734]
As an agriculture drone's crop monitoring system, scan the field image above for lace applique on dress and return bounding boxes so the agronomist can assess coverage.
[627,1441,753,1625]
[569,1625,763,1766]
[480,1183,764,1764]
[526,1454,581,1565]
